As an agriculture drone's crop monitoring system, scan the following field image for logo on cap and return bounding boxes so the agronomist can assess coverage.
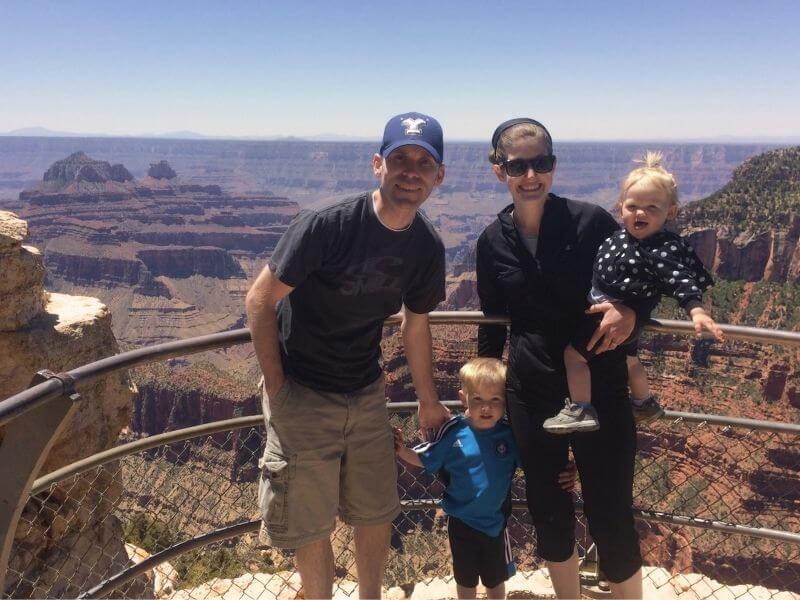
[401,117,426,136]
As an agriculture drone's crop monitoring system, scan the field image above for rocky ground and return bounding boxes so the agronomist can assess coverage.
[163,566,799,600]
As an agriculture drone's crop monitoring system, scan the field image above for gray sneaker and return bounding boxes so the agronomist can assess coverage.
[543,399,600,434]
[632,395,664,424]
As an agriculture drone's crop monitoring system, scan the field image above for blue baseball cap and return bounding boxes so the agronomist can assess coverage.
[379,112,444,163]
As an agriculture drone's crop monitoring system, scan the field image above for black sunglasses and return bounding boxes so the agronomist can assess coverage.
[502,155,557,177]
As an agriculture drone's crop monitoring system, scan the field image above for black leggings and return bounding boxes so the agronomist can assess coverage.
[506,359,642,583]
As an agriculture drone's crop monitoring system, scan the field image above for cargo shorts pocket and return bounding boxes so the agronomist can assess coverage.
[258,451,292,534]
[261,378,292,417]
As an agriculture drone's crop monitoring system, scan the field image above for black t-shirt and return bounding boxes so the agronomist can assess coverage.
[268,192,445,392]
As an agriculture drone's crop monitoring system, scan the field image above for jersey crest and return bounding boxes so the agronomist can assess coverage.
[495,440,509,457]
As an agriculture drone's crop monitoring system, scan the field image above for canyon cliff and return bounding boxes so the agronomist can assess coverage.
[0,211,147,598]
[678,147,800,282]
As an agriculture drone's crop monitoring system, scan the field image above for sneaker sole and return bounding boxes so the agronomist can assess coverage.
[543,422,600,434]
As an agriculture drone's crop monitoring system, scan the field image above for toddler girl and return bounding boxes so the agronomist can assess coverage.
[544,152,724,433]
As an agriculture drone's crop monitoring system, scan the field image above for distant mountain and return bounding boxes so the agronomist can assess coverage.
[1,127,213,139]
[0,127,373,142]
[147,130,215,140]
[2,127,91,137]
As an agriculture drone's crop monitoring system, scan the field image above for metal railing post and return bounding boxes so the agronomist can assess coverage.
[0,371,81,593]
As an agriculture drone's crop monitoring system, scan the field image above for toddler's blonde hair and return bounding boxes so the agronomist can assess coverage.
[618,151,679,214]
[459,357,507,395]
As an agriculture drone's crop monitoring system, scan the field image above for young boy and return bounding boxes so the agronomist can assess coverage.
[395,357,576,600]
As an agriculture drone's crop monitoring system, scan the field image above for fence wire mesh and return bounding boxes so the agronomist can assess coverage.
[5,413,799,600]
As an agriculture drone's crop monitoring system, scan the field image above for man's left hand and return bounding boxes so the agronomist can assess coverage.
[585,302,636,354]
[418,400,451,441]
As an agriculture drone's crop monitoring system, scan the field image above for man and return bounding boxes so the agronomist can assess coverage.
[245,112,451,599]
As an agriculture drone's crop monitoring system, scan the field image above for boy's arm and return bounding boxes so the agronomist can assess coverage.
[398,446,424,468]
[393,427,424,468]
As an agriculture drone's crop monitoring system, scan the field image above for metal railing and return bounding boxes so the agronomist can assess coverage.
[1,313,799,599]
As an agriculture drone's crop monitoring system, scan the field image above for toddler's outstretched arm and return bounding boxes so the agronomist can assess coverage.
[393,427,424,468]
[689,307,724,342]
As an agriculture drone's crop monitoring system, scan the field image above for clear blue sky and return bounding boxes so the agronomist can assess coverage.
[1,0,799,141]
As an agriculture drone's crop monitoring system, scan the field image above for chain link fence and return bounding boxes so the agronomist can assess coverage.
[5,409,798,600]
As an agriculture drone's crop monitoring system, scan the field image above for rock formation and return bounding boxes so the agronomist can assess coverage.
[42,152,134,188]
[125,544,178,598]
[678,147,800,283]
[0,211,147,598]
[0,211,47,330]
[147,160,177,180]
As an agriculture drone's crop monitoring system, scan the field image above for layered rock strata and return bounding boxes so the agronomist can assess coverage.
[685,222,800,283]
[13,153,298,350]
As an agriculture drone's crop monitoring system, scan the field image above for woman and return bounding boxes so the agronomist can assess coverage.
[476,118,644,598]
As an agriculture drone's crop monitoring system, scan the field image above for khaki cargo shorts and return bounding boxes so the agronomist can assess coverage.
[257,374,400,549]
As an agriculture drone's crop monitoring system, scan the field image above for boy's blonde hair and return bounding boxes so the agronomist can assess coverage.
[459,357,507,394]
[618,151,679,214]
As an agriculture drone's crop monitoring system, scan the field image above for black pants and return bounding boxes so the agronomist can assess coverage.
[448,517,514,589]
[506,352,642,583]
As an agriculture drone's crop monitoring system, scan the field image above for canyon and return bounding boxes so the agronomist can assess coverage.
[8,151,296,348]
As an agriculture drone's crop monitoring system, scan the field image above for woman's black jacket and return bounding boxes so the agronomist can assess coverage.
[476,194,651,412]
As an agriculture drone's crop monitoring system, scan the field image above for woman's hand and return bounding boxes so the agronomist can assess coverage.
[558,461,578,491]
[585,302,636,354]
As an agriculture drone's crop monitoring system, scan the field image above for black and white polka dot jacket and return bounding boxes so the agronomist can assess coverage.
[593,229,713,312]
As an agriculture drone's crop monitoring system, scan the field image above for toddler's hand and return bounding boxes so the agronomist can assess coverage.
[559,461,578,491]
[690,308,724,342]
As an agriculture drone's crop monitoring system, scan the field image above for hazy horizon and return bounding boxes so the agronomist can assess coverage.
[2,126,799,146]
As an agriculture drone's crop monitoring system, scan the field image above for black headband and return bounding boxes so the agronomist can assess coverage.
[491,117,553,152]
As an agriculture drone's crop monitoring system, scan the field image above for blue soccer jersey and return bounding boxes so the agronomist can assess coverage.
[415,415,519,537]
